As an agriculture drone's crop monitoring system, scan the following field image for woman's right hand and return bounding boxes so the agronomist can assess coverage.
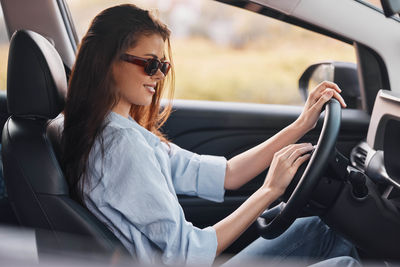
[262,143,314,200]
[214,142,314,255]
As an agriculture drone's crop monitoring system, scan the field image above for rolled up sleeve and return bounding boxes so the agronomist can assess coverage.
[186,226,218,265]
[166,143,227,202]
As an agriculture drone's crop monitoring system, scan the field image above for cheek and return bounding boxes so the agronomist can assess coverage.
[113,65,144,93]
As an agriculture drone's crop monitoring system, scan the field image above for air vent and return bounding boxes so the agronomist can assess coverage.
[352,146,368,169]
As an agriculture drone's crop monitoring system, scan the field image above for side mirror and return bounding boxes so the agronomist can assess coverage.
[299,61,361,109]
[381,0,400,17]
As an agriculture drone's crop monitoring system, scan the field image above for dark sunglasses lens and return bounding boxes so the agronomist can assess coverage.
[161,63,170,75]
[145,59,160,76]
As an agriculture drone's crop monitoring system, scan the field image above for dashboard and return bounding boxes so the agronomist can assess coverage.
[350,90,400,190]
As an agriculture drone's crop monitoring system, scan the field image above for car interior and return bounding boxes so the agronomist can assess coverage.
[0,0,400,265]
[2,29,130,257]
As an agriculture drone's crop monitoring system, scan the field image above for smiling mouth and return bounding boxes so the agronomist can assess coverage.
[144,85,156,94]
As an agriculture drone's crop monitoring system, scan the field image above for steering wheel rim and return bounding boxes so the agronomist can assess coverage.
[257,99,342,239]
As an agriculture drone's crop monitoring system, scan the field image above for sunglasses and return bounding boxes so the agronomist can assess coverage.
[120,53,171,76]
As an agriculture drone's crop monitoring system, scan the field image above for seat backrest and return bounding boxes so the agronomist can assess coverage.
[0,91,9,200]
[1,30,128,256]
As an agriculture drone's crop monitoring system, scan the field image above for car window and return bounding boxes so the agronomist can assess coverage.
[362,0,383,9]
[0,3,8,92]
[66,0,356,106]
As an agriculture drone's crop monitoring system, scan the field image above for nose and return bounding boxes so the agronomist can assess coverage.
[152,68,165,81]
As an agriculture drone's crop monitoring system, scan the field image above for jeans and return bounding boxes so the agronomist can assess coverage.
[222,216,361,267]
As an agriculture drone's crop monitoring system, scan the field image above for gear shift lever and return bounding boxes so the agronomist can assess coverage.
[348,170,368,198]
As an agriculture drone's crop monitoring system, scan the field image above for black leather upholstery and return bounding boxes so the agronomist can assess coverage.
[2,30,128,256]
[0,92,10,144]
[7,31,66,118]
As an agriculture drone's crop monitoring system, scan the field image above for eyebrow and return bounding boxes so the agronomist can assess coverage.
[144,53,166,60]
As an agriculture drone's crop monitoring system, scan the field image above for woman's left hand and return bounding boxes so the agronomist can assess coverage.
[296,81,347,132]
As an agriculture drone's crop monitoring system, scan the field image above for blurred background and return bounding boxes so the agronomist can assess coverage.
[0,0,384,105]
[0,5,9,95]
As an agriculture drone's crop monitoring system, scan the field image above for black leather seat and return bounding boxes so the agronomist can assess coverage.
[1,30,128,257]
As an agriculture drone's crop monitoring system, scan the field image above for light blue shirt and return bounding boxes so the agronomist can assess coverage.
[82,112,227,265]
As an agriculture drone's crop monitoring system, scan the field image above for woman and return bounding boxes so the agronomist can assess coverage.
[62,4,360,266]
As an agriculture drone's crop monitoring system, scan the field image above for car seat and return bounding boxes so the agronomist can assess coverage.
[1,30,128,257]
[0,91,9,200]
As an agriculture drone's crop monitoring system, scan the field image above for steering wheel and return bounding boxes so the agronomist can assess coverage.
[257,99,342,239]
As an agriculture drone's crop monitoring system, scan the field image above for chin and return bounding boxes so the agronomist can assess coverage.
[134,98,153,107]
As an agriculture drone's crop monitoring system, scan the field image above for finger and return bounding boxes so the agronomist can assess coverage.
[311,90,334,112]
[280,143,312,159]
[275,144,294,157]
[292,153,311,169]
[331,90,347,108]
[308,81,340,107]
[320,88,347,108]
[287,144,314,163]
[317,81,341,94]
[309,81,338,100]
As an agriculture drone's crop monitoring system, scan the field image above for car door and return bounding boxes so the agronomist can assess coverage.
[162,99,369,252]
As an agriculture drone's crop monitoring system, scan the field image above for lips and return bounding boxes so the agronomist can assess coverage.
[144,84,156,94]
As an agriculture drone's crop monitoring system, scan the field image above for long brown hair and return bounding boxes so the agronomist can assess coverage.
[62,4,174,203]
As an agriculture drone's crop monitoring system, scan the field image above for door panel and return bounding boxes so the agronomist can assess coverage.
[164,100,369,156]
[162,99,370,253]
[164,100,370,197]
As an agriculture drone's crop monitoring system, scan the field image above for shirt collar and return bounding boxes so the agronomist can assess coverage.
[107,111,160,146]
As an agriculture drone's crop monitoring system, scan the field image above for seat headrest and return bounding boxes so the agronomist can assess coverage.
[7,30,67,119]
